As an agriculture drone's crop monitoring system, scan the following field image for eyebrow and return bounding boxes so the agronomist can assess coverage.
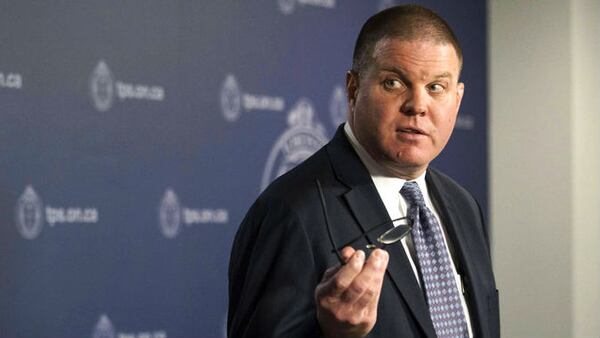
[379,67,454,81]
[434,72,453,79]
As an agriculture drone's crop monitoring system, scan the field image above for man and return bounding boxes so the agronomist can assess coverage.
[228,5,499,338]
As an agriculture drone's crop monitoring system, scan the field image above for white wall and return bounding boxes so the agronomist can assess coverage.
[489,0,600,337]
[571,0,600,336]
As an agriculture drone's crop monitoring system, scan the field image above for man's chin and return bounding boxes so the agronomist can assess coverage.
[391,150,429,167]
[378,155,429,179]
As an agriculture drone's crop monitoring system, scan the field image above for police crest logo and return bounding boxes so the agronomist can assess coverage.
[220,74,242,122]
[159,188,181,239]
[90,60,115,112]
[15,185,44,240]
[92,314,116,338]
[329,85,347,129]
[261,98,328,191]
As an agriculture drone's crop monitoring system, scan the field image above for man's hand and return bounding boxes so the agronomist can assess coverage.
[314,246,389,338]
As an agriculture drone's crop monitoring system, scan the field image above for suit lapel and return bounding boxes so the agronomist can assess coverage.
[326,127,437,338]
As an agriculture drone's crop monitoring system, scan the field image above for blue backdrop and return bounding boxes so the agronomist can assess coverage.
[0,1,487,337]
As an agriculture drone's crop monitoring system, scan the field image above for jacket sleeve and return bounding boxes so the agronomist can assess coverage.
[228,196,322,338]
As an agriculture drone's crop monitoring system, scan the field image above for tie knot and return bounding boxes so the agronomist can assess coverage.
[400,181,426,208]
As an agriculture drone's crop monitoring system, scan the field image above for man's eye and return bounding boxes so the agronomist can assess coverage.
[428,83,445,93]
[383,79,403,90]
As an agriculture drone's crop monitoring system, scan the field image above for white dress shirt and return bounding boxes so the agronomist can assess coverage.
[343,123,473,337]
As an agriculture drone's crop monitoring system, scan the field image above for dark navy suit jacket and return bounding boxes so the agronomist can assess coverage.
[228,126,500,337]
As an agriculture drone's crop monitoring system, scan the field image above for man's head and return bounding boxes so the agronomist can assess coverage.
[352,5,463,76]
[347,4,464,179]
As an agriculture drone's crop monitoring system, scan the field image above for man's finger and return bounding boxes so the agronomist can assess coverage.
[340,246,355,263]
[343,249,389,306]
[321,265,341,282]
[322,250,365,298]
[321,246,357,282]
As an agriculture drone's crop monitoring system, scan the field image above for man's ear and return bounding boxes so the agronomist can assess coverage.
[456,82,465,112]
[346,70,359,110]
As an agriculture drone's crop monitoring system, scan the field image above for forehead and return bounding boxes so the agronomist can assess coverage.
[370,37,461,78]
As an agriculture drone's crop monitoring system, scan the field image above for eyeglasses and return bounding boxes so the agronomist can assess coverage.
[315,179,412,264]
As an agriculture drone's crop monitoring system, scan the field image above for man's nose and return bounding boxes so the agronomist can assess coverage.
[401,89,427,116]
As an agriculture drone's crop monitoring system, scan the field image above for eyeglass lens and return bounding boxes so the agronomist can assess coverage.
[366,224,411,249]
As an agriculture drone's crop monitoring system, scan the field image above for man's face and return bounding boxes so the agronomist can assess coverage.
[347,38,464,179]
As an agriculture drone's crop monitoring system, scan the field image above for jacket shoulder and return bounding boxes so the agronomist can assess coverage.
[428,167,478,204]
[258,145,332,208]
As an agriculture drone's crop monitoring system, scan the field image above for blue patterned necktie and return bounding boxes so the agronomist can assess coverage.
[400,181,469,338]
